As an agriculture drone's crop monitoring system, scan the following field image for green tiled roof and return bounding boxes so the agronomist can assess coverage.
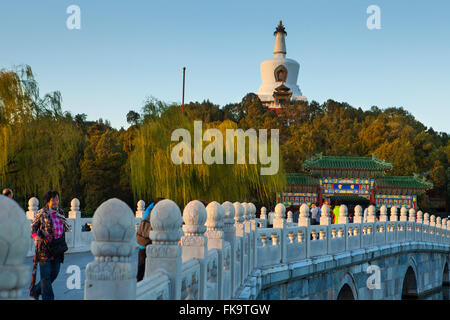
[286,173,319,185]
[376,176,433,189]
[302,154,393,171]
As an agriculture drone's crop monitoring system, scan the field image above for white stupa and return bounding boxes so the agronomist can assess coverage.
[257,21,307,109]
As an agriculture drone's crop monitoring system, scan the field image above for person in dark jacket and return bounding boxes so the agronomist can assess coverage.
[30,190,71,300]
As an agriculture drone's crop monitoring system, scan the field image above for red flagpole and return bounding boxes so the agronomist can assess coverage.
[182,67,186,115]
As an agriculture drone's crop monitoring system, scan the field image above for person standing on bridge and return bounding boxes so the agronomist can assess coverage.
[310,203,319,225]
[2,188,13,199]
[136,198,166,281]
[333,202,340,224]
[30,190,71,300]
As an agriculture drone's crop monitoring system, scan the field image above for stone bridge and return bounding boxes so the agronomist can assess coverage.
[0,196,449,300]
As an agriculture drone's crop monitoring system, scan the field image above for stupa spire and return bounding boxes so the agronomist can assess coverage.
[273,20,287,57]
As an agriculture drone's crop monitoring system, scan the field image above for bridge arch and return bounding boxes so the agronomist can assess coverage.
[443,261,449,287]
[336,273,358,300]
[401,265,418,300]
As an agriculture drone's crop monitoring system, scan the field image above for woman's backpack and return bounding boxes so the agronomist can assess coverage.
[136,217,152,247]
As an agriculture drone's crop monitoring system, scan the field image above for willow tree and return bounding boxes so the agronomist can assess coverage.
[129,106,286,208]
[0,66,85,208]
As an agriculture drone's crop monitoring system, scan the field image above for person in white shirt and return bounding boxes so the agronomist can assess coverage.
[310,203,319,225]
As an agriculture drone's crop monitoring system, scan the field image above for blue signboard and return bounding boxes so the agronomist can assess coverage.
[333,184,360,190]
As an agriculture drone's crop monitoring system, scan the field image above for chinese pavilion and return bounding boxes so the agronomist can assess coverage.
[277,154,433,210]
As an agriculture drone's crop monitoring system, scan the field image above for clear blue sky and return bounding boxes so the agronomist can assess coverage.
[0,0,449,132]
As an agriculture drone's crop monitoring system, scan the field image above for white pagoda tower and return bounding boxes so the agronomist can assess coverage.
[257,21,307,110]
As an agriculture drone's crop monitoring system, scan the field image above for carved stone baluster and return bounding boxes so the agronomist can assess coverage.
[0,196,30,300]
[181,200,208,299]
[85,199,138,300]
[331,228,336,238]
[260,234,268,247]
[400,207,408,222]
[430,215,436,227]
[136,200,145,219]
[26,197,39,220]
[338,205,348,224]
[260,207,267,220]
[271,233,278,246]
[423,213,430,225]
[286,211,293,223]
[379,205,388,222]
[367,205,376,223]
[353,205,363,224]
[288,232,294,244]
[416,211,423,224]
[408,208,416,222]
[273,203,286,229]
[390,206,398,222]
[69,198,82,248]
[222,202,236,247]
[319,229,325,240]
[298,204,310,227]
[146,199,183,299]
[320,204,331,225]
[436,217,442,229]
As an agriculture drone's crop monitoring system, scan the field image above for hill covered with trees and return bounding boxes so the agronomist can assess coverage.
[1,65,449,214]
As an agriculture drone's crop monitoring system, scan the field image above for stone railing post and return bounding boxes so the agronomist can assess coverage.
[423,213,430,225]
[338,204,348,224]
[298,204,310,227]
[233,202,245,287]
[205,201,227,299]
[247,202,257,279]
[222,201,236,294]
[353,205,363,224]
[287,211,293,223]
[400,207,408,222]
[85,199,137,300]
[136,200,145,219]
[181,200,208,300]
[26,197,39,220]
[367,205,376,223]
[390,206,398,222]
[146,199,183,299]
[68,198,82,249]
[379,205,388,222]
[273,203,286,229]
[430,215,436,227]
[416,211,423,224]
[249,203,257,221]
[241,202,253,280]
[436,217,442,229]
[320,203,331,225]
[260,207,267,220]
[0,196,30,300]
[222,202,236,244]
[241,202,249,223]
[408,208,416,222]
